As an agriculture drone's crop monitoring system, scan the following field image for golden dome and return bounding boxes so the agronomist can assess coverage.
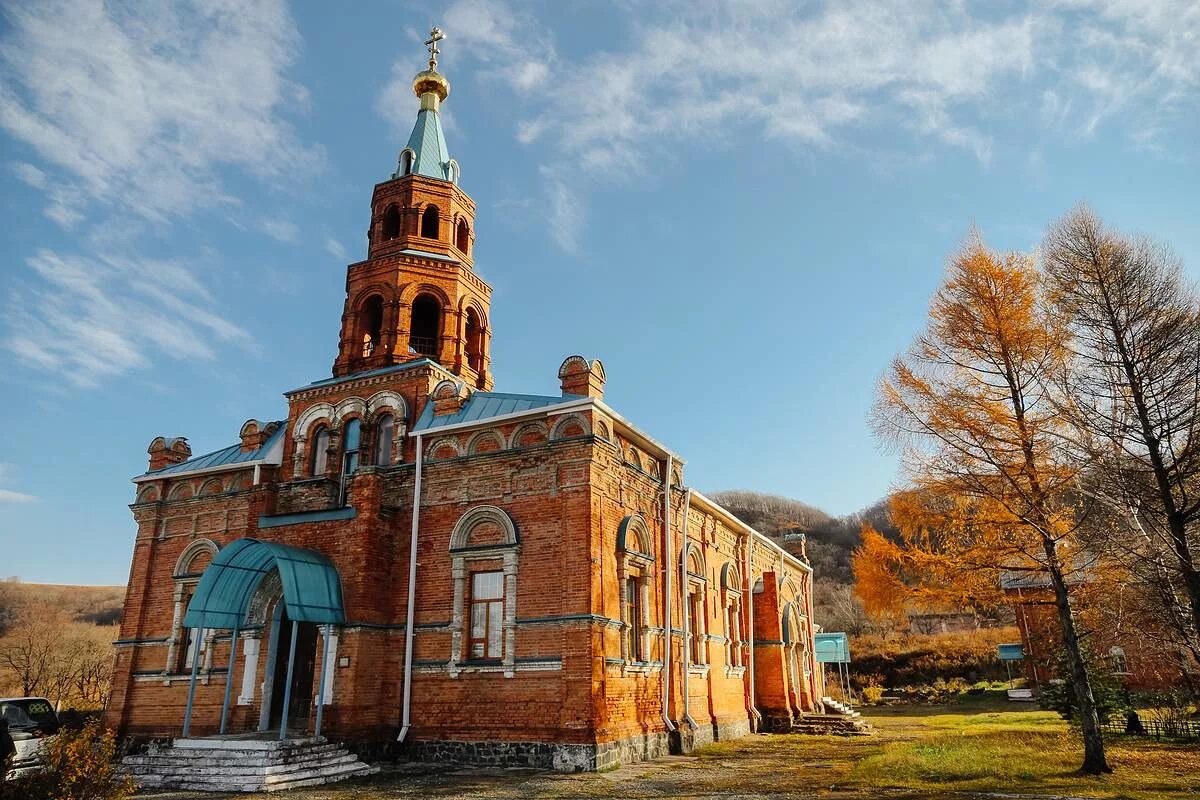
[412,68,450,102]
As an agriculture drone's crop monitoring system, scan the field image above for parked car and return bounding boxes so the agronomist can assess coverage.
[1,697,60,778]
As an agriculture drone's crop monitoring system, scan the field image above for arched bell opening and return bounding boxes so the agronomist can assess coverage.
[421,205,440,239]
[410,294,441,357]
[464,307,483,372]
[382,205,401,240]
[359,295,384,358]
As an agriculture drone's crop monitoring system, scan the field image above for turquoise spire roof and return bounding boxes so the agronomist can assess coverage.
[400,106,452,180]
[394,29,457,183]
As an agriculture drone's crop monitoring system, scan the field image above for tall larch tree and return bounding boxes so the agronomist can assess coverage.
[1043,206,1200,668]
[871,233,1111,774]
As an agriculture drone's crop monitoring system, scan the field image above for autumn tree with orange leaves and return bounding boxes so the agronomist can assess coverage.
[866,233,1111,775]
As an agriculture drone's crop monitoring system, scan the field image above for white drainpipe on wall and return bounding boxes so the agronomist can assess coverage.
[661,456,677,734]
[679,488,698,731]
[397,432,424,743]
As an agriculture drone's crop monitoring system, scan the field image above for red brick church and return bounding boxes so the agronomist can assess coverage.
[104,32,822,772]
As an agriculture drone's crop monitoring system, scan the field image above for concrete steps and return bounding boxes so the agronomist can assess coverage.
[122,735,378,793]
[821,696,862,718]
[791,713,872,736]
[789,698,872,736]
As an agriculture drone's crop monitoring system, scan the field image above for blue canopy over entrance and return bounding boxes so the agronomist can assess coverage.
[182,538,345,629]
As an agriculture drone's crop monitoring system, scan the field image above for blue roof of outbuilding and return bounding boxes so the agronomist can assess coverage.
[412,392,578,433]
[143,421,287,477]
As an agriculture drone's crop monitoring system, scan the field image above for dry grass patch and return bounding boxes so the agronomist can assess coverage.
[850,700,1200,799]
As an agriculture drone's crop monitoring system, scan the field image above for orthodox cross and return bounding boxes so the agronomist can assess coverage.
[425,26,445,70]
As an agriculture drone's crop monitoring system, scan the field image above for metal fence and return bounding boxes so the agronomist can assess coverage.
[1100,717,1200,741]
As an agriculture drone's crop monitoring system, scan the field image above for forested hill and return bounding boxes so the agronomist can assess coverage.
[709,490,895,586]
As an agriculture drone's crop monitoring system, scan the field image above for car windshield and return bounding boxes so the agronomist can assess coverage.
[1,699,59,733]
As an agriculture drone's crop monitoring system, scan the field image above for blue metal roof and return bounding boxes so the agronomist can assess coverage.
[814,632,851,663]
[397,248,457,262]
[143,421,286,477]
[404,108,451,180]
[183,538,345,629]
[998,643,1025,661]
[412,391,578,432]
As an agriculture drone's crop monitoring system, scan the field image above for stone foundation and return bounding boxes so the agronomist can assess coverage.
[671,716,752,753]
[402,730,671,772]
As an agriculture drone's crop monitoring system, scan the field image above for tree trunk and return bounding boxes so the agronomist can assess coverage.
[1168,515,1200,649]
[1043,537,1112,774]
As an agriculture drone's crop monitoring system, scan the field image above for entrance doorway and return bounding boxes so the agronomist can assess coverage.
[267,606,319,731]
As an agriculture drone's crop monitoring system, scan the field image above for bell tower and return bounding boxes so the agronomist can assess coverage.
[333,28,493,390]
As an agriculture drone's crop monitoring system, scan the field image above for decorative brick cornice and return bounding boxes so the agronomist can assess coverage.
[286,362,453,402]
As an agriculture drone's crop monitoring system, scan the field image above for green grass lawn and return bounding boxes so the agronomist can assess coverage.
[848,693,1200,799]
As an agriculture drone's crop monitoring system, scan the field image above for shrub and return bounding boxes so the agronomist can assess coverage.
[848,628,1019,689]
[862,684,885,704]
[0,719,135,800]
[1134,690,1198,737]
[1038,646,1126,726]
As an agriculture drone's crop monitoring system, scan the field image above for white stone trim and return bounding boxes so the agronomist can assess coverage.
[448,506,520,678]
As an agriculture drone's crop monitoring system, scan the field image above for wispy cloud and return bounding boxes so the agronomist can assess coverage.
[0,1,317,387]
[405,0,1200,251]
[325,236,348,260]
[258,216,300,243]
[0,463,36,504]
[539,166,583,253]
[0,0,320,225]
[6,249,253,388]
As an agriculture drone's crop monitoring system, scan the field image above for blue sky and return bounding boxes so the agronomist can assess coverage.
[1,0,1197,585]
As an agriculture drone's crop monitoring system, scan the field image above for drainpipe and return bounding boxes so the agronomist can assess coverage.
[745,537,761,731]
[661,456,676,734]
[681,489,700,734]
[397,432,423,743]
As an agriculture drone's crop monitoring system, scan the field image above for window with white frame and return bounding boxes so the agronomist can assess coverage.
[167,539,218,675]
[469,571,505,660]
[311,424,331,477]
[721,562,744,670]
[617,515,654,665]
[684,548,707,665]
[375,413,395,466]
[448,506,519,676]
[623,577,645,661]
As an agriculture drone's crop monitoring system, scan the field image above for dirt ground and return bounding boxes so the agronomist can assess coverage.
[138,702,1200,800]
[138,738,911,800]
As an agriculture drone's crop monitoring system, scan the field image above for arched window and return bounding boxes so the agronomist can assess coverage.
[361,295,384,357]
[456,218,470,253]
[616,515,654,665]
[465,307,483,372]
[339,418,361,505]
[685,548,707,665]
[375,413,394,466]
[382,205,401,240]
[169,539,218,675]
[410,294,440,356]
[399,149,414,176]
[311,425,330,477]
[721,563,744,670]
[448,160,460,185]
[421,205,440,239]
[448,506,520,675]
[342,419,361,474]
